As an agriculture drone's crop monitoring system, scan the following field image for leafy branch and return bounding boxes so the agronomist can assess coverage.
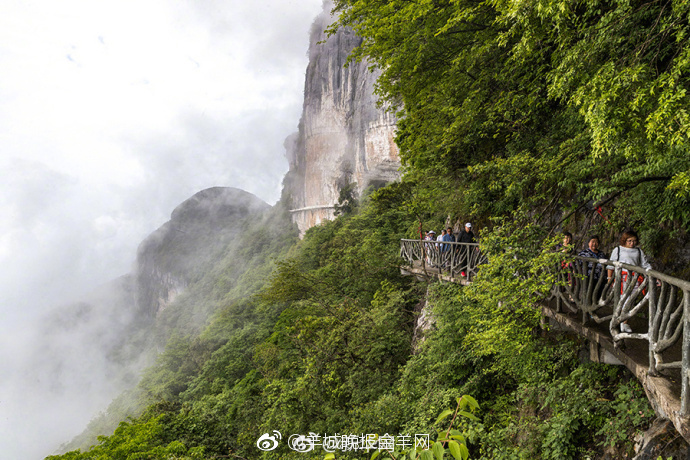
[324,395,479,460]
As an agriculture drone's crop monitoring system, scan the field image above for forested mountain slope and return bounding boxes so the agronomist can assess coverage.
[52,188,288,454]
[50,186,675,459]
[49,0,690,458]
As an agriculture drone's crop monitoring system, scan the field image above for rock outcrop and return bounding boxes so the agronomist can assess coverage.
[134,187,269,317]
[632,418,689,459]
[283,2,400,235]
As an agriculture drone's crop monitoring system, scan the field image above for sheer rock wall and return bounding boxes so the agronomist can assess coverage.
[283,3,400,235]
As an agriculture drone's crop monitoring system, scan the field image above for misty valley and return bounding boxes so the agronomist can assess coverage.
[15,0,690,459]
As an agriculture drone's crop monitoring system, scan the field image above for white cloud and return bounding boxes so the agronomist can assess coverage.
[0,0,326,457]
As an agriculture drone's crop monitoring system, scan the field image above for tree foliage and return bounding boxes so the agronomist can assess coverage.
[49,187,656,460]
[330,0,690,251]
[48,1,689,458]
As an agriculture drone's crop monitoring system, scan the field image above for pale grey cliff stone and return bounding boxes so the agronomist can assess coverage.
[283,2,400,235]
[412,286,435,353]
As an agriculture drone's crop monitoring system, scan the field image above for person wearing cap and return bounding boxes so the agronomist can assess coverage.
[457,223,475,277]
[457,223,475,243]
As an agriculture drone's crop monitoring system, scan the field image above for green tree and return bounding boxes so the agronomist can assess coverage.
[330,0,690,250]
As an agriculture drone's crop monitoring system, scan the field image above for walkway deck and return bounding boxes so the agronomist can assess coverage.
[401,260,472,285]
[542,302,686,439]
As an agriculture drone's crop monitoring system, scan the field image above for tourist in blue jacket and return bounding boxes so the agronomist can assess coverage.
[578,235,607,280]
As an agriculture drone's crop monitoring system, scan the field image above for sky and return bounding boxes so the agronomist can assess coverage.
[0,0,325,457]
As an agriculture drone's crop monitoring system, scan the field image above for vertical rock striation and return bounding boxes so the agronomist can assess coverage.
[283,1,400,235]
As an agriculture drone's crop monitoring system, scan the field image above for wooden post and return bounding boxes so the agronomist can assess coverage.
[648,273,657,376]
[681,291,690,416]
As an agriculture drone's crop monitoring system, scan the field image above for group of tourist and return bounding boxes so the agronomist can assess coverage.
[424,222,476,244]
[423,223,476,276]
[559,229,654,333]
[559,229,653,278]
[419,225,654,299]
[416,225,655,331]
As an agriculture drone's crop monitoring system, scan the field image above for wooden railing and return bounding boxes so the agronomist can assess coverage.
[401,238,690,433]
[399,239,486,281]
[553,256,690,415]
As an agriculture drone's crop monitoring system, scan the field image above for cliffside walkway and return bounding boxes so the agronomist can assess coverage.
[399,239,486,283]
[399,238,690,442]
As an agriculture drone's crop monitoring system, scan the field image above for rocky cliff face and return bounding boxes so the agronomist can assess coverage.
[283,2,400,234]
[30,187,273,455]
[134,187,269,317]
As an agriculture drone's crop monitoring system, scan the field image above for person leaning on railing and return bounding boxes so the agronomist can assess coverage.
[557,231,575,286]
[605,229,652,333]
[578,235,607,280]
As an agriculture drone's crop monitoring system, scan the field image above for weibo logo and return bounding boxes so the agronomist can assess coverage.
[256,431,282,451]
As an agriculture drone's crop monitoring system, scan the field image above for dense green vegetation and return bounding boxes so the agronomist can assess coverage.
[50,190,655,459]
[49,0,690,458]
[330,0,690,265]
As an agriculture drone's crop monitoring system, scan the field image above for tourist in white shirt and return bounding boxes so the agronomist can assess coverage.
[606,229,652,278]
[606,229,652,333]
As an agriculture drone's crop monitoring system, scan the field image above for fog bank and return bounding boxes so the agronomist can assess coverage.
[0,0,325,457]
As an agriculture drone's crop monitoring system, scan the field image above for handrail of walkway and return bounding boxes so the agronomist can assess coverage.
[399,239,486,281]
[553,256,690,416]
[400,238,690,434]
